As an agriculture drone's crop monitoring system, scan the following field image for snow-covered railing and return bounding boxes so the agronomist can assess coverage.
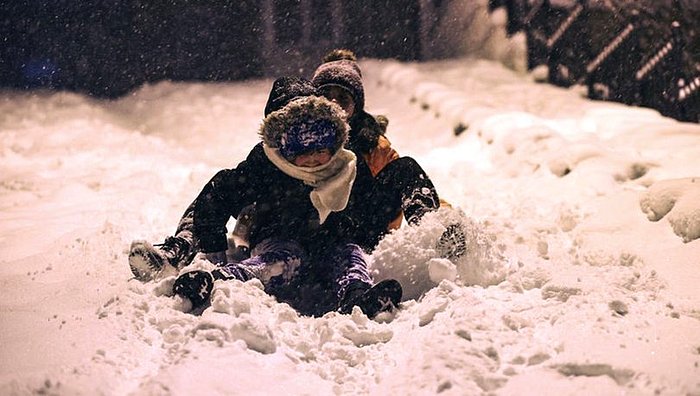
[586,24,635,76]
[677,75,700,122]
[545,4,582,50]
[583,19,642,105]
[488,0,699,123]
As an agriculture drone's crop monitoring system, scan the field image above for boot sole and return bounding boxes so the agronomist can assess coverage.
[128,241,166,281]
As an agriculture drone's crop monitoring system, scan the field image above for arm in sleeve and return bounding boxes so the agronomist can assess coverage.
[363,134,400,177]
[193,150,260,253]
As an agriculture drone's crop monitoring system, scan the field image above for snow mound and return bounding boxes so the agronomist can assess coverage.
[369,207,512,300]
[640,177,700,242]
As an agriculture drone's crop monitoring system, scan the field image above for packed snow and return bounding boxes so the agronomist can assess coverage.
[2,22,700,396]
[1,56,699,394]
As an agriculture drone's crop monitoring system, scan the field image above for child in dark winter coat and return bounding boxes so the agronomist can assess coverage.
[128,76,318,281]
[224,49,447,256]
[311,49,460,251]
[154,79,402,318]
[128,52,464,286]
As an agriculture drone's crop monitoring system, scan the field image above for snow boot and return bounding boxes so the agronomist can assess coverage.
[172,269,233,309]
[128,236,187,281]
[339,279,403,318]
[436,223,467,260]
[129,240,170,281]
[173,271,214,309]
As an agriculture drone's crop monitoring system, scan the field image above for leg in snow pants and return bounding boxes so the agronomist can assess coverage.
[217,238,373,317]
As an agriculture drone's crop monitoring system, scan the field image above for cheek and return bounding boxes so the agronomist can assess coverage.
[311,153,332,166]
[341,103,354,118]
[292,152,331,167]
[292,154,310,166]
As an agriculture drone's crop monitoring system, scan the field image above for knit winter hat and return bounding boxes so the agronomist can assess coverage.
[260,96,349,160]
[264,76,317,117]
[278,119,337,159]
[311,59,365,113]
[322,48,358,64]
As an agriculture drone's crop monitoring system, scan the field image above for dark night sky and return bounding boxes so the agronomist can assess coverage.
[1,0,697,119]
[0,1,423,97]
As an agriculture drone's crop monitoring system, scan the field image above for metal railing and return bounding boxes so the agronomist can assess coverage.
[489,0,699,123]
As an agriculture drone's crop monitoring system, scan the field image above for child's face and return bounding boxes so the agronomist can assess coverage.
[319,86,355,119]
[292,148,333,167]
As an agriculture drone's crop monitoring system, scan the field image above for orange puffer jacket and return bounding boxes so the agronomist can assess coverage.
[363,134,403,230]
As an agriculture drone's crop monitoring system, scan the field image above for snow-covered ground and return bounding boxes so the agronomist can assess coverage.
[2,56,699,395]
[1,54,700,396]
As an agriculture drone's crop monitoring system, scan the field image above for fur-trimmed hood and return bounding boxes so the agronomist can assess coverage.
[260,95,350,158]
[263,76,316,117]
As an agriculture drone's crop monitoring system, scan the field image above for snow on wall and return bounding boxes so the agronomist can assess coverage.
[431,0,528,72]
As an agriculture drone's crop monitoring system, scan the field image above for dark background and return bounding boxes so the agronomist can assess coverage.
[1,0,698,122]
[0,0,425,98]
[494,0,699,122]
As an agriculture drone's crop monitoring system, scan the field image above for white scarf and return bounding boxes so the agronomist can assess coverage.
[263,144,357,224]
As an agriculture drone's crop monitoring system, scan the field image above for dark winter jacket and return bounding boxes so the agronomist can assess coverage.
[347,110,436,232]
[193,142,399,255]
[310,53,441,238]
[347,110,385,156]
[194,101,438,256]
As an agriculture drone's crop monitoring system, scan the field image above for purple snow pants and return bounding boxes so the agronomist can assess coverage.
[218,238,372,316]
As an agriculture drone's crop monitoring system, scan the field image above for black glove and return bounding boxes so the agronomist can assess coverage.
[173,271,215,308]
[338,281,371,314]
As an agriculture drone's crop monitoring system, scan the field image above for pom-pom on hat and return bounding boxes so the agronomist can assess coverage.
[264,76,317,117]
[311,59,365,113]
[322,48,358,64]
[260,96,349,160]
